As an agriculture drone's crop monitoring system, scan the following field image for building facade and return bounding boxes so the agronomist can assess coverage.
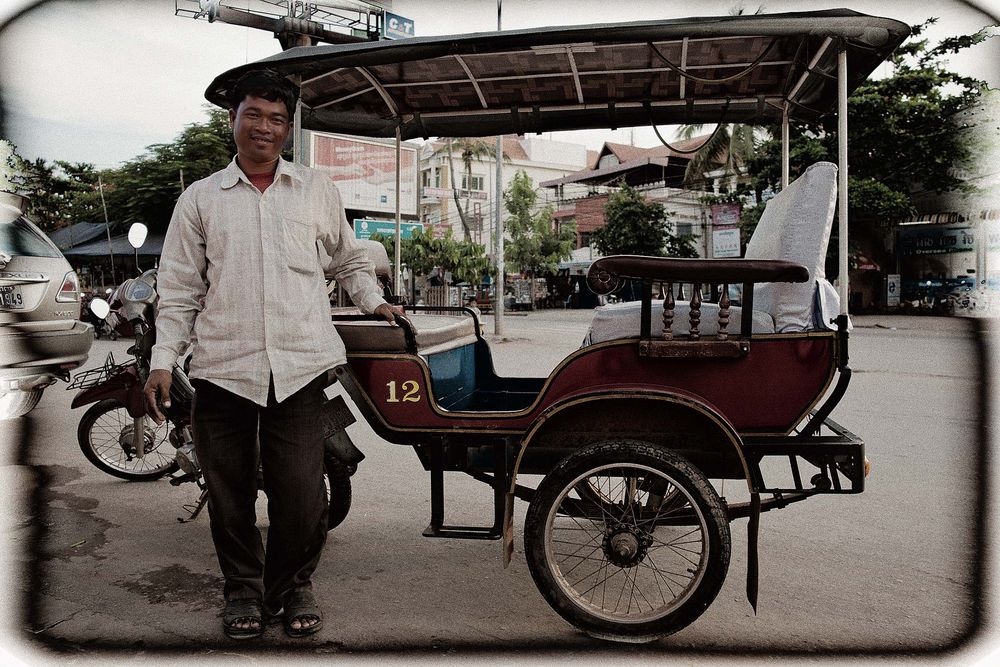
[417,135,592,250]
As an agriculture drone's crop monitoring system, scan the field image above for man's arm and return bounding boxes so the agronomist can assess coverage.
[145,189,208,421]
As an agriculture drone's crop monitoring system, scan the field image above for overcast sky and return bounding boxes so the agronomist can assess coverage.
[0,0,998,169]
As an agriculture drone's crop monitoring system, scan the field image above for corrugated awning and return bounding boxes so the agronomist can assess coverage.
[48,222,112,250]
[61,234,165,257]
[205,9,909,140]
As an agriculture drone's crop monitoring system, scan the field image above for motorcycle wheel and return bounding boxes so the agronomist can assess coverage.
[77,399,179,481]
[325,457,352,530]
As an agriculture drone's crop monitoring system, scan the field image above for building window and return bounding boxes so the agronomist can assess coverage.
[421,169,441,188]
[580,232,591,247]
[461,174,485,191]
[675,223,694,236]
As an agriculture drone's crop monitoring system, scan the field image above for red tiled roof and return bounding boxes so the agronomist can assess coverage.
[500,135,529,161]
[426,135,529,161]
[600,134,711,163]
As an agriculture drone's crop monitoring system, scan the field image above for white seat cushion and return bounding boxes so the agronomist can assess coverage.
[583,299,774,346]
[745,161,838,332]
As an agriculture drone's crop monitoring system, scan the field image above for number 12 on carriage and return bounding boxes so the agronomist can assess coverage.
[386,380,421,403]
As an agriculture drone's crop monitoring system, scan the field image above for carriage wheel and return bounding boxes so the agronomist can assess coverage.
[524,440,730,643]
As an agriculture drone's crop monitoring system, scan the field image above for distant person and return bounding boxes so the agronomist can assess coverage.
[465,296,481,316]
[144,70,401,641]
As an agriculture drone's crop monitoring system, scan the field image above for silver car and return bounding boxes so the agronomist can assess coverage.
[1,192,93,419]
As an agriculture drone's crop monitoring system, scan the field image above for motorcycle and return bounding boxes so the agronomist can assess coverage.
[67,225,361,529]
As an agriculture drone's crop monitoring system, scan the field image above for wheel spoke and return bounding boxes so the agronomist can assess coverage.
[539,454,723,627]
[83,405,174,476]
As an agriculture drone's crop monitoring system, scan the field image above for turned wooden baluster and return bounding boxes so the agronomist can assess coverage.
[662,282,675,340]
[689,284,702,340]
[717,283,731,340]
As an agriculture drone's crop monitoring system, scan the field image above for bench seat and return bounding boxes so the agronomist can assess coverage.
[332,309,478,356]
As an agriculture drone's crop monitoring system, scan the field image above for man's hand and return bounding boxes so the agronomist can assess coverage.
[373,303,404,324]
[144,369,173,424]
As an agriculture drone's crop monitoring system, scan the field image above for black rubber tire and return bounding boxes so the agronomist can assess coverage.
[524,440,730,643]
[77,399,178,481]
[324,457,352,531]
[0,389,42,420]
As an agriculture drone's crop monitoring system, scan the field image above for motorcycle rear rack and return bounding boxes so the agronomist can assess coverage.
[67,352,133,390]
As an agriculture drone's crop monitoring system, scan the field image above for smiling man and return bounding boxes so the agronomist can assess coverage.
[144,70,399,640]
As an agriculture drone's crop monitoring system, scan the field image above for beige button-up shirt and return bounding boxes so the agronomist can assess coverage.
[150,157,386,405]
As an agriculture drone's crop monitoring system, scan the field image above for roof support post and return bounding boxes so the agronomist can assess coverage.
[837,43,849,315]
[394,126,403,296]
[781,103,789,189]
[494,0,506,336]
[293,75,304,165]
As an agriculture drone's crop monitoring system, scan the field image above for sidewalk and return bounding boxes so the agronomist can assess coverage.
[850,313,986,333]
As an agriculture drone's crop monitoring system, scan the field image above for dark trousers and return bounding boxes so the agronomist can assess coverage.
[191,375,328,612]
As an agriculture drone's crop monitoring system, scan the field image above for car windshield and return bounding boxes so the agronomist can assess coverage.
[0,216,63,259]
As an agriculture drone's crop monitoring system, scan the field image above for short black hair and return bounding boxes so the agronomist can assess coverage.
[228,70,299,119]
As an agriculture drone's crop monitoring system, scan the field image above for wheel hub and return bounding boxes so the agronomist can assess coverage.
[603,526,650,568]
[118,424,155,458]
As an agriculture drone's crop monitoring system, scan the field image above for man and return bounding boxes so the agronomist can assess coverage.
[144,70,399,640]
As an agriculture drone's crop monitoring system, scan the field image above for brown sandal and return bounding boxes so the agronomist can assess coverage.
[223,598,264,640]
[283,590,323,638]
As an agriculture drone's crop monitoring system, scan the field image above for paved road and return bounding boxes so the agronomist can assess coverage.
[0,311,995,664]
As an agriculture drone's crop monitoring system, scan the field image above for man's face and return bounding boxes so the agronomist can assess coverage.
[229,95,291,169]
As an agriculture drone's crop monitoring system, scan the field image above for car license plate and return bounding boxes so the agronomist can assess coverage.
[0,285,25,309]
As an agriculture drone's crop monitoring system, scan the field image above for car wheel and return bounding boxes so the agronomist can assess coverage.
[0,389,43,420]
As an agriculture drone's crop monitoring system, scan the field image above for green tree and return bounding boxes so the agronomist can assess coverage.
[1,139,31,195]
[503,170,575,308]
[107,106,236,234]
[744,20,989,241]
[13,106,237,235]
[12,158,102,232]
[591,181,698,258]
[372,227,492,287]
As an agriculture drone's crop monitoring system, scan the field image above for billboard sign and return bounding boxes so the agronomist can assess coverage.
[311,133,418,216]
[423,187,452,199]
[382,11,414,40]
[710,203,741,227]
[712,227,741,258]
[354,219,423,241]
[898,223,975,256]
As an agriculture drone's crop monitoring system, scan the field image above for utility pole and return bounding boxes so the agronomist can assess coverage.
[97,173,115,287]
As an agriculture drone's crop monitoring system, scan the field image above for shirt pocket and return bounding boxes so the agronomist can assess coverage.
[282,217,319,275]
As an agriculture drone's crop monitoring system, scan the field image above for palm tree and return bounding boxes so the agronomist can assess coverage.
[434,137,509,241]
[676,123,757,191]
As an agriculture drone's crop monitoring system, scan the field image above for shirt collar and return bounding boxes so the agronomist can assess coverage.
[220,156,304,189]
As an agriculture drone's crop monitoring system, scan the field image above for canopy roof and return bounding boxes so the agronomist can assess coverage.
[61,233,165,257]
[48,221,111,251]
[206,9,909,140]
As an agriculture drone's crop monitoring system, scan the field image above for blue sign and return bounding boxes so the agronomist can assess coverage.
[382,11,414,40]
[354,219,423,240]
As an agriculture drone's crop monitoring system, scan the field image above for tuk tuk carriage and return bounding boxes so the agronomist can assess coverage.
[205,9,909,642]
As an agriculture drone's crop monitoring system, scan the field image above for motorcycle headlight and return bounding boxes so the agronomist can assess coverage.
[124,279,155,303]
